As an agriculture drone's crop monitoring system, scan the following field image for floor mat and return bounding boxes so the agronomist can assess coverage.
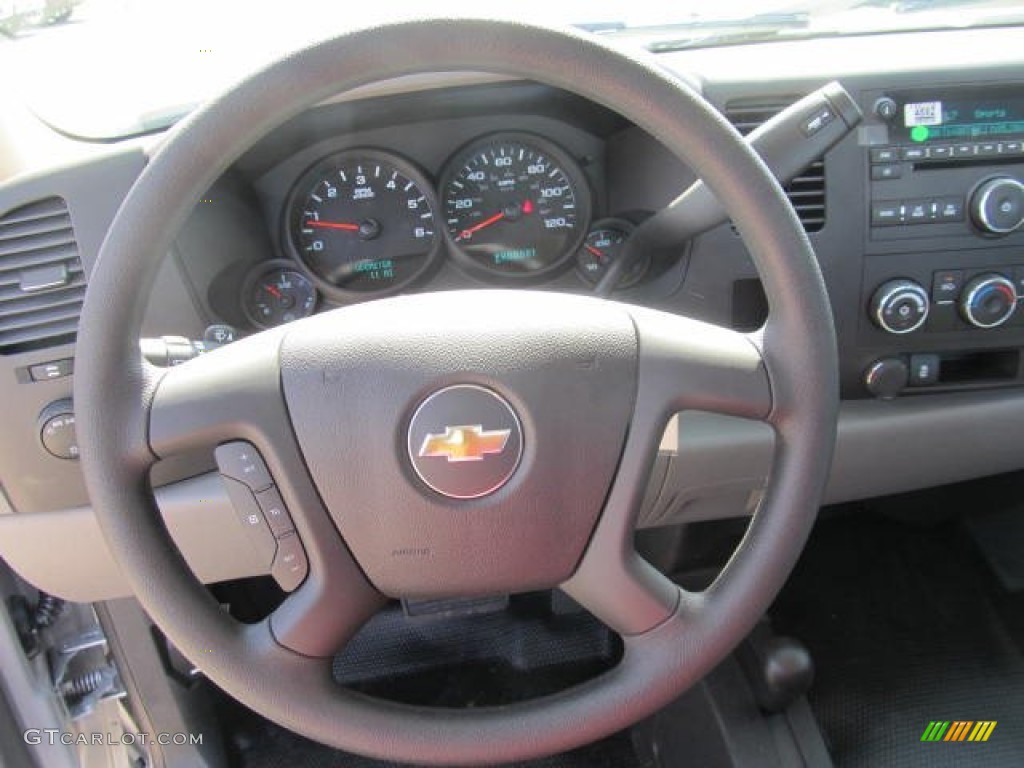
[771,513,1024,767]
[227,715,642,768]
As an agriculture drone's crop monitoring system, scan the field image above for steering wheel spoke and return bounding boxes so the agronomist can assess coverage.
[148,329,385,657]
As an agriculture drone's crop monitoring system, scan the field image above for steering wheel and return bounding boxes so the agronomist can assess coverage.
[74,18,838,766]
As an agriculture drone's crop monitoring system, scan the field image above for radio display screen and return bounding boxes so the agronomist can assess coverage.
[895,89,1024,143]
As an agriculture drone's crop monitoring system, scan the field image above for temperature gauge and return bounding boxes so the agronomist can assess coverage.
[243,262,318,328]
[576,219,648,289]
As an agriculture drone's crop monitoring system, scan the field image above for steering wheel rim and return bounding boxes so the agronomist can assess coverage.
[75,18,838,766]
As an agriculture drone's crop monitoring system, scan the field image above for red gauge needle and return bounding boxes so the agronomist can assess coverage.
[264,284,282,299]
[457,211,505,241]
[307,220,360,232]
[584,244,605,260]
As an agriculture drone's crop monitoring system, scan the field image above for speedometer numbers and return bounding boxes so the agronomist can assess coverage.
[286,150,440,297]
[440,133,591,277]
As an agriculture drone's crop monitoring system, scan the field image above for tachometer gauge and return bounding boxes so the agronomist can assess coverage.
[243,262,317,328]
[285,150,440,297]
[440,133,591,277]
[576,219,649,289]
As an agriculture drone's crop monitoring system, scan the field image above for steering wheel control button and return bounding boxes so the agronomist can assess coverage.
[255,486,295,538]
[960,273,1018,328]
[220,476,277,568]
[271,533,308,592]
[870,279,930,334]
[38,400,78,460]
[407,384,523,500]
[215,441,273,491]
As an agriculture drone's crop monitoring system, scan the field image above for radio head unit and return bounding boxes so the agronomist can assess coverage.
[892,87,1024,145]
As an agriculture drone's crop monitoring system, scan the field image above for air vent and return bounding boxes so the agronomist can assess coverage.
[0,197,84,354]
[724,100,827,233]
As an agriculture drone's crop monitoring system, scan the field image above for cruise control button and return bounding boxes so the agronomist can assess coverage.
[220,476,277,569]
[255,486,295,538]
[931,270,963,304]
[271,533,308,592]
[215,441,273,491]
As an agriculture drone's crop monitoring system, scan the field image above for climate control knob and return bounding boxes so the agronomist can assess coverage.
[870,279,930,334]
[970,177,1024,235]
[959,273,1018,328]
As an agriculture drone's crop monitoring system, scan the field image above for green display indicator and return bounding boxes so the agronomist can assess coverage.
[910,125,931,142]
[493,247,537,265]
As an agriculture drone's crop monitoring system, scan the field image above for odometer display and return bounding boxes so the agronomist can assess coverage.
[285,150,440,296]
[440,133,591,276]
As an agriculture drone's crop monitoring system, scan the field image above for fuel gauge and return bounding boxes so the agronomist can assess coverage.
[243,262,318,328]
[576,219,649,289]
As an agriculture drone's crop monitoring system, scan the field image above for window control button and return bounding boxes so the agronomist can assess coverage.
[215,441,273,491]
[255,486,295,538]
[271,533,308,592]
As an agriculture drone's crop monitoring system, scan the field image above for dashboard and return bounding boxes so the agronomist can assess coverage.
[191,85,688,338]
[3,25,1024,601]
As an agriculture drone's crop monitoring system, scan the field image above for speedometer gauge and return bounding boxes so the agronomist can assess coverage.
[285,150,440,297]
[440,133,591,277]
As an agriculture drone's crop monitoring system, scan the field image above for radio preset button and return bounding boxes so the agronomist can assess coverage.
[929,145,952,159]
[953,144,976,158]
[902,147,927,162]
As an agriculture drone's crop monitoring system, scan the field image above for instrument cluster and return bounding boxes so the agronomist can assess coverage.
[241,131,652,328]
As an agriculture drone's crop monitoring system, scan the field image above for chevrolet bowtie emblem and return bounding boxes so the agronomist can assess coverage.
[418,425,511,463]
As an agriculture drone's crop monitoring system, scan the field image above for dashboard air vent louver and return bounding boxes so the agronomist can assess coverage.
[0,197,84,354]
[724,100,827,233]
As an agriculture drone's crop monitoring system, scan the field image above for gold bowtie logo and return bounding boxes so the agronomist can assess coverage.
[418,425,511,462]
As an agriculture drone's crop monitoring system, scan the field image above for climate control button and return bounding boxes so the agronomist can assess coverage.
[870,279,930,334]
[959,273,1018,328]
